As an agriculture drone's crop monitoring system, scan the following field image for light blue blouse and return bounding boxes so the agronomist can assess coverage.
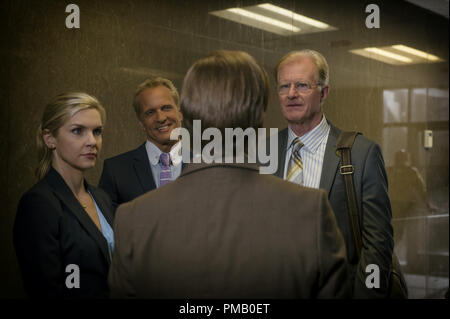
[89,191,114,257]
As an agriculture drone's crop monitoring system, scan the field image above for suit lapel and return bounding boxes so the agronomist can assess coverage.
[133,143,157,193]
[88,185,114,264]
[46,168,111,264]
[88,184,114,227]
[319,123,341,195]
[275,128,288,178]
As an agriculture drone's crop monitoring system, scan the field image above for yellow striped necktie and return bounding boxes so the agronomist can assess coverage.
[286,138,304,183]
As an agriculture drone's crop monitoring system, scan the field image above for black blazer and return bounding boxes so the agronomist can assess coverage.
[13,167,114,299]
[99,143,187,211]
[273,123,394,298]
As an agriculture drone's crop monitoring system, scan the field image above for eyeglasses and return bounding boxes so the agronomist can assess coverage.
[278,81,321,95]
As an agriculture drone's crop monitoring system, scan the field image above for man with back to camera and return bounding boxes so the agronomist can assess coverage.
[271,49,394,298]
[99,77,184,211]
[108,50,350,298]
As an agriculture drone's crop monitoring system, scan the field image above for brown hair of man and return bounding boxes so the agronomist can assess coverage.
[180,50,269,135]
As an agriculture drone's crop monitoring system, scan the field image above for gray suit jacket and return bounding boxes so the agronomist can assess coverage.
[273,123,394,298]
[109,162,350,299]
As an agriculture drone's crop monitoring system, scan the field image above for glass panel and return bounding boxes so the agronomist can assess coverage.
[427,130,449,213]
[383,127,408,168]
[411,88,427,122]
[383,89,409,123]
[412,88,449,122]
[427,88,449,122]
[394,215,449,298]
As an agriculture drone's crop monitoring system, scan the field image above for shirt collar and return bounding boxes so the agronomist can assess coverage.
[287,115,330,154]
[145,140,183,166]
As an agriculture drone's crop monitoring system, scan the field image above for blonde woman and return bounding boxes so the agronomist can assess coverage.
[13,93,114,298]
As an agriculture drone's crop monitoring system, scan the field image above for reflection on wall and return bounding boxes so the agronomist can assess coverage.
[383,87,449,298]
[383,89,409,124]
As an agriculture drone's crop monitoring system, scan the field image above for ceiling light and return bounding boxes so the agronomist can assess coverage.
[226,8,300,32]
[391,45,441,62]
[257,3,330,29]
[350,44,444,65]
[365,47,413,63]
[210,3,337,36]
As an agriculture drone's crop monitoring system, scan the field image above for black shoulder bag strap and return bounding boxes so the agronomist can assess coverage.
[336,131,408,298]
[335,131,363,260]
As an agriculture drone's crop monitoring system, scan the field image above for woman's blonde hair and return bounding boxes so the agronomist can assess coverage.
[36,92,106,181]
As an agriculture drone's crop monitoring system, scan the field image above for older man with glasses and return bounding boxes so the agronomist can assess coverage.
[272,49,395,299]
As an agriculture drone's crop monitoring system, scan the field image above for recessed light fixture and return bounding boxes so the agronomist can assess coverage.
[350,44,444,65]
[210,3,337,36]
[226,8,300,32]
[364,47,413,63]
[257,3,330,29]
[391,45,441,62]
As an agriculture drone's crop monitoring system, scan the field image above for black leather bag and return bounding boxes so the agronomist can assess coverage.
[336,131,408,299]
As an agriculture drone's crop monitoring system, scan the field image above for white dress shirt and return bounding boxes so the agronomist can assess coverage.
[145,140,183,188]
[283,115,330,189]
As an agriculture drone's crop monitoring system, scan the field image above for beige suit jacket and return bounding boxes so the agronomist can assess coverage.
[108,162,350,298]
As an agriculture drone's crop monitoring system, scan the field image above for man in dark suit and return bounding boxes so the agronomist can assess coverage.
[272,49,394,298]
[108,50,350,299]
[99,77,184,210]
